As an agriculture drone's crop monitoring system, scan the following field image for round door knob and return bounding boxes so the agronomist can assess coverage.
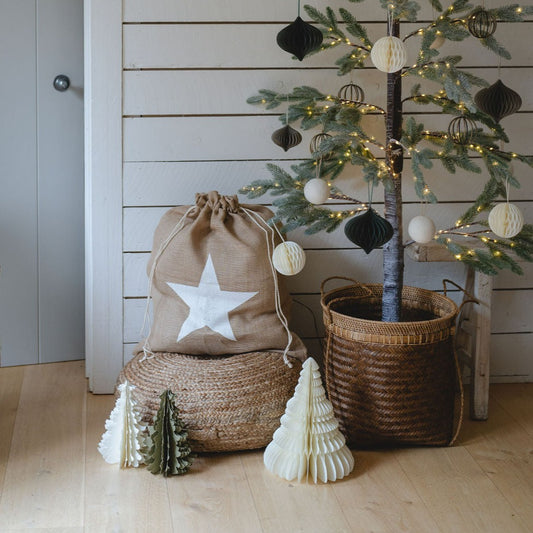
[53,74,70,92]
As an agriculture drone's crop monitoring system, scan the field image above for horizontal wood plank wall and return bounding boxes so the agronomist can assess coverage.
[121,1,533,380]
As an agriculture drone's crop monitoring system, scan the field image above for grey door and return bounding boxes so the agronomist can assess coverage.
[0,0,84,365]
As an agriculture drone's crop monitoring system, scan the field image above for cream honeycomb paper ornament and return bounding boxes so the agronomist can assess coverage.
[488,202,524,238]
[263,357,354,483]
[98,380,146,468]
[370,36,407,73]
[272,241,306,276]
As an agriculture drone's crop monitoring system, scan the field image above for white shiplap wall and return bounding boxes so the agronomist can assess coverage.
[120,0,533,381]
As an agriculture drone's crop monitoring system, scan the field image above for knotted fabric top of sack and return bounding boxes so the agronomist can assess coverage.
[136,191,307,362]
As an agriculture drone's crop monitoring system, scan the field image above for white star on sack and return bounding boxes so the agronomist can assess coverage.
[167,254,258,342]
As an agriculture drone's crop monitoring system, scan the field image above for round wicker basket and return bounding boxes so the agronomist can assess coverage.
[119,351,302,452]
[321,280,460,447]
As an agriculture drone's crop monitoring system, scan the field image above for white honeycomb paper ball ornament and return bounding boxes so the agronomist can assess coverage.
[272,241,306,276]
[488,203,524,238]
[408,215,436,244]
[370,36,408,73]
[304,178,330,205]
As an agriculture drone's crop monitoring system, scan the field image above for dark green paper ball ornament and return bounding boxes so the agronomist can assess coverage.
[272,124,302,152]
[474,79,522,123]
[344,208,394,254]
[276,16,323,61]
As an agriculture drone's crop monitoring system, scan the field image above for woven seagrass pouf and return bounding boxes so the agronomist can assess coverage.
[118,351,302,452]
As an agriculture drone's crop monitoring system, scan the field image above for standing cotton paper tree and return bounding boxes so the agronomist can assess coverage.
[98,380,145,468]
[145,389,194,476]
[264,357,354,483]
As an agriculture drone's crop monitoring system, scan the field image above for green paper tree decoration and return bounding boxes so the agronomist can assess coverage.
[240,0,533,322]
[145,389,194,476]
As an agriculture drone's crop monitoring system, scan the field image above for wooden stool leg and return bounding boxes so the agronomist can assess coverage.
[470,271,493,420]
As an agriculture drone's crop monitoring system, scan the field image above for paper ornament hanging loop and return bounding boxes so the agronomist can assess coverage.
[370,36,407,73]
[488,203,524,238]
[474,79,522,123]
[276,16,323,61]
[344,208,394,254]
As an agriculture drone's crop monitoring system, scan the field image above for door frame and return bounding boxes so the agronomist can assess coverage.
[84,0,123,393]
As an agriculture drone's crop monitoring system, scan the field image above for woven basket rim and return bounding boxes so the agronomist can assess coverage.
[321,283,458,340]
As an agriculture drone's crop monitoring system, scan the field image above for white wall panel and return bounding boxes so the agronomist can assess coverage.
[124,23,533,69]
[122,203,533,252]
[123,0,437,23]
[124,114,533,162]
[124,1,533,23]
[123,160,533,207]
[124,68,533,116]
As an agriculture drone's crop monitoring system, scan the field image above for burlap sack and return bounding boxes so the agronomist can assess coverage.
[135,191,307,361]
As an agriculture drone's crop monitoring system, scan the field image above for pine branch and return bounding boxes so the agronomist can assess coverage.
[429,0,444,12]
[338,8,372,47]
[479,35,511,60]
[379,0,421,21]
[489,5,533,21]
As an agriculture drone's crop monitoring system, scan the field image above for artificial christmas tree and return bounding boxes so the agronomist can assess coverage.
[241,0,533,322]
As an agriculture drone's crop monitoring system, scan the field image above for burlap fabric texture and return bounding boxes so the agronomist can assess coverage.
[135,191,307,361]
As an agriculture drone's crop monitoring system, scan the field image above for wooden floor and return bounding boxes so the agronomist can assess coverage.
[0,362,532,533]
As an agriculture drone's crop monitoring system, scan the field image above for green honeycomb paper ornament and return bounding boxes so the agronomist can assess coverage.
[144,389,194,476]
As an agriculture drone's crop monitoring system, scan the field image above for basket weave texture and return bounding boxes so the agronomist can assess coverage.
[322,282,459,447]
[119,351,301,452]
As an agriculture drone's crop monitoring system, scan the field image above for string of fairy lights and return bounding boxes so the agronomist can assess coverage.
[242,2,530,263]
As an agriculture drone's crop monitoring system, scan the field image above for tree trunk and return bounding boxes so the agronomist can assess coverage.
[382,18,404,322]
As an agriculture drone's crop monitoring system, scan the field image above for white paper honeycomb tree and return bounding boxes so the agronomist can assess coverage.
[264,357,354,483]
[98,380,146,468]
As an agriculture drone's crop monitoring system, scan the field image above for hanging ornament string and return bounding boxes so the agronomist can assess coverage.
[501,139,510,204]
[367,177,374,210]
[240,207,295,367]
[315,157,322,180]
[140,206,196,360]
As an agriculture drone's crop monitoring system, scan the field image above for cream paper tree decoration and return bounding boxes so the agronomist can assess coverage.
[98,380,145,468]
[264,357,354,483]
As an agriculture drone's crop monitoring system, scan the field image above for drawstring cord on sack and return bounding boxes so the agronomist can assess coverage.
[140,205,196,361]
[241,207,294,367]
